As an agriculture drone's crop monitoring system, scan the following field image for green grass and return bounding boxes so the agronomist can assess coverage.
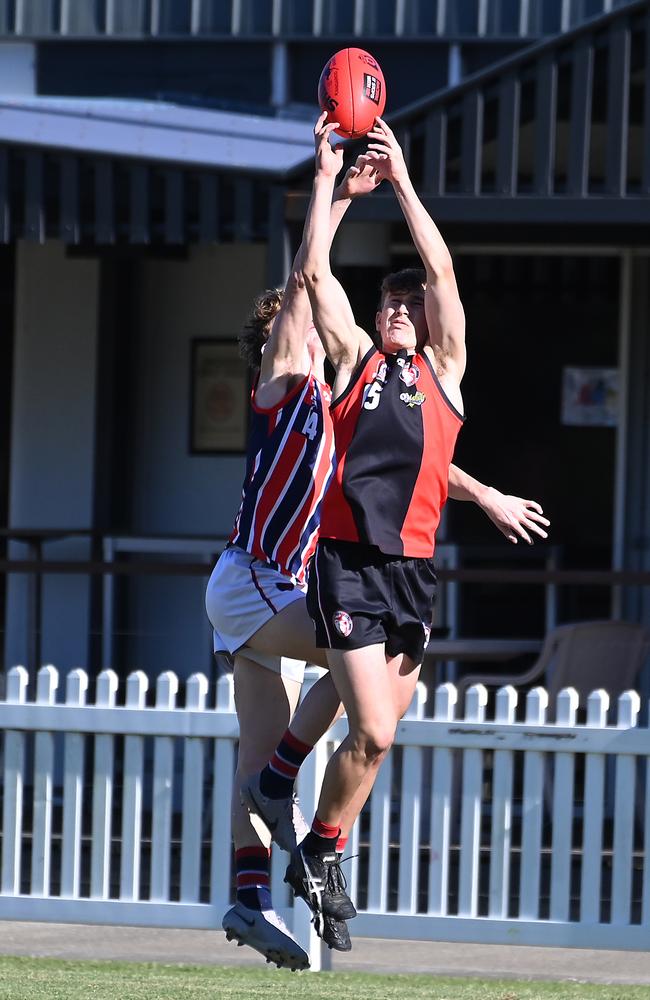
[0,958,649,1000]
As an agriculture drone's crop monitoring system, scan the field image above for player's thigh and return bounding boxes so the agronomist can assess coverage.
[386,652,422,719]
[246,596,329,669]
[233,654,301,774]
[326,644,396,743]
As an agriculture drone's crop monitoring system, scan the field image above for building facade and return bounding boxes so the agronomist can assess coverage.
[0,0,647,684]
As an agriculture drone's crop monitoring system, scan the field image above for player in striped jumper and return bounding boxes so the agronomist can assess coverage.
[208,158,383,968]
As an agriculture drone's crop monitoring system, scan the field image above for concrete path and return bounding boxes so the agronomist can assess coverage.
[1,921,650,986]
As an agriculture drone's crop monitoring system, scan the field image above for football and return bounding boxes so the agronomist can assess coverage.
[318,47,386,139]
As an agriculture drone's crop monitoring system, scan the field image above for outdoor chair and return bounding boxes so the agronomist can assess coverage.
[453,620,650,836]
[455,619,650,719]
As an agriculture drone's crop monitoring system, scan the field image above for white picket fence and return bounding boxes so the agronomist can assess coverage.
[1,663,649,971]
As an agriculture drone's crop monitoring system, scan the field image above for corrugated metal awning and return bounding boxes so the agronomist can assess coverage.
[0,97,314,175]
[0,98,315,249]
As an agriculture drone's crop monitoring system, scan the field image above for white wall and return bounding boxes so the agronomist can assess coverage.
[126,243,267,678]
[5,240,99,672]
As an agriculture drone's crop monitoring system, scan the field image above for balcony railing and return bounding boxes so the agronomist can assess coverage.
[0,0,641,41]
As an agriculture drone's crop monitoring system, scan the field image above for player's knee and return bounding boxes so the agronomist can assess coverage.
[355,723,395,763]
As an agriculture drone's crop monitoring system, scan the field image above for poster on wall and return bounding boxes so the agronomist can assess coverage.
[190,339,249,453]
[561,367,619,427]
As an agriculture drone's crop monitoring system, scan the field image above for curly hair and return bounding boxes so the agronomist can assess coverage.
[239,288,284,369]
[378,267,426,308]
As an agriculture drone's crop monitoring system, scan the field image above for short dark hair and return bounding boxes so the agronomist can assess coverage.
[238,288,284,368]
[378,268,426,309]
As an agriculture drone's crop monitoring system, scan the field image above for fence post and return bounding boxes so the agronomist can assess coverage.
[294,664,328,972]
[32,665,59,896]
[428,682,457,915]
[2,666,28,894]
[61,668,89,898]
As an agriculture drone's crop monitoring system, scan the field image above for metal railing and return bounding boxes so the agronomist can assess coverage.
[0,0,640,40]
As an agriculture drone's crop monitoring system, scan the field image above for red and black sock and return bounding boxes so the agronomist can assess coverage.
[259,729,313,799]
[235,846,272,911]
[301,815,341,856]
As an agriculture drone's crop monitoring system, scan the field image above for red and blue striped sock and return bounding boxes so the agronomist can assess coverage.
[235,846,272,911]
[259,729,313,799]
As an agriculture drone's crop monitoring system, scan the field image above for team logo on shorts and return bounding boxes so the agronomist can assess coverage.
[399,363,420,387]
[400,391,426,407]
[333,610,353,637]
[422,622,432,644]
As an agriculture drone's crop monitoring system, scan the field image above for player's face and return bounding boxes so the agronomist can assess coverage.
[376,289,427,353]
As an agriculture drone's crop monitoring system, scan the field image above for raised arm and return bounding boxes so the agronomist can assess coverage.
[301,113,376,375]
[260,150,380,386]
[364,118,466,381]
[448,464,550,545]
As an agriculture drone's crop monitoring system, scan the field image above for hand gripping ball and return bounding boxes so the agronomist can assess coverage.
[318,47,387,139]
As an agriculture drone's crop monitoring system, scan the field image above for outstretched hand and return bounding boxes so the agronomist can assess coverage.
[360,116,408,185]
[314,111,344,179]
[337,155,383,199]
[479,488,551,545]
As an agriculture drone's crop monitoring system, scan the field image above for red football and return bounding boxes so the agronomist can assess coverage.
[318,47,387,139]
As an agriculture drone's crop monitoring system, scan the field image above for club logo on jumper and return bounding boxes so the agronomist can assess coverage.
[375,361,388,383]
[400,391,426,407]
[399,363,420,387]
[363,74,382,106]
[333,610,353,637]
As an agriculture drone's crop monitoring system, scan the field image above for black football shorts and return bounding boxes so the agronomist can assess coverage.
[307,538,437,664]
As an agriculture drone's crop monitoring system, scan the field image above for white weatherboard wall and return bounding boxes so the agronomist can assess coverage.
[126,244,266,677]
[5,240,99,671]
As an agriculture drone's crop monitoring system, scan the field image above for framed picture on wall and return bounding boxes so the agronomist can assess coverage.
[190,339,249,454]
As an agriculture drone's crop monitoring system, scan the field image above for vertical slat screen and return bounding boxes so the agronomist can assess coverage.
[59,155,80,243]
[94,160,115,244]
[533,54,558,195]
[460,91,484,194]
[423,110,446,196]
[605,20,631,195]
[129,164,149,244]
[164,169,184,244]
[24,152,44,242]
[496,74,520,194]
[199,173,219,243]
[567,37,594,195]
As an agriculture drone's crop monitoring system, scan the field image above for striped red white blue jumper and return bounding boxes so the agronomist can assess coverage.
[229,372,335,586]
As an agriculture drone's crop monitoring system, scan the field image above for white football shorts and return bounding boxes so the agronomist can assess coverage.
[205,545,306,684]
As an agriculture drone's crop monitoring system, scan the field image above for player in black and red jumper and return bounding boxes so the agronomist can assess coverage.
[286,112,472,925]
